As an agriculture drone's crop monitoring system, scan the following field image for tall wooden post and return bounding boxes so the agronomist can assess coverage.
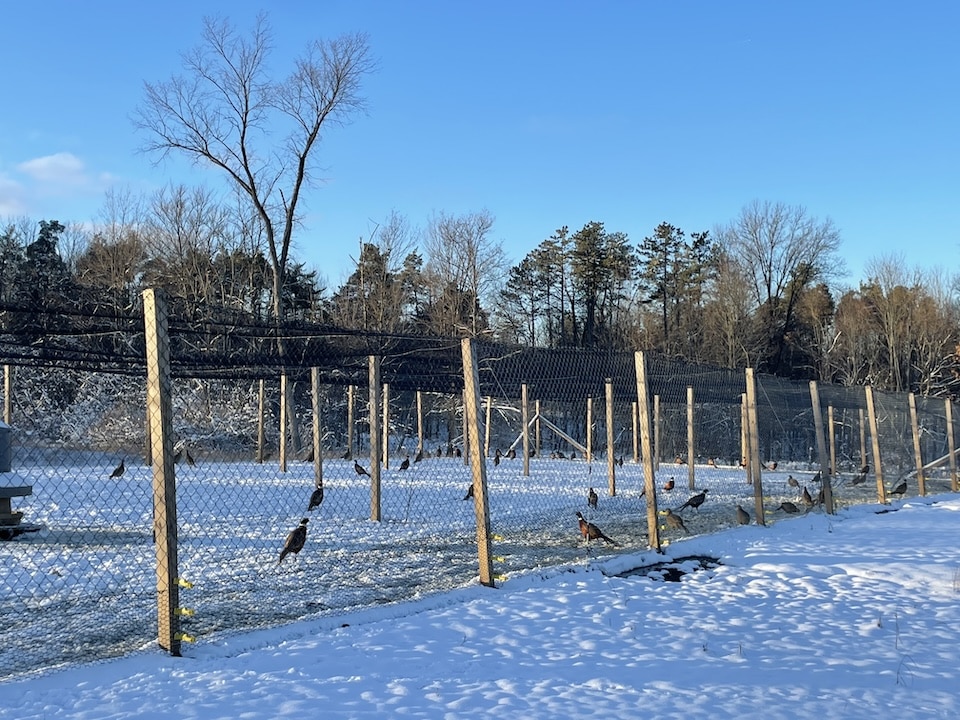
[632,401,639,464]
[605,378,615,497]
[946,398,958,493]
[864,385,885,503]
[461,339,495,587]
[311,368,324,489]
[745,370,765,526]
[368,357,382,521]
[634,352,660,551]
[143,289,180,657]
[908,393,926,496]
[809,381,834,514]
[686,386,695,489]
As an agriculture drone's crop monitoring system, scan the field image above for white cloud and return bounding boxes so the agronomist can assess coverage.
[17,152,88,186]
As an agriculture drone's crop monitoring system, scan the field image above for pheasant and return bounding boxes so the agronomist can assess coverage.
[576,512,618,546]
[278,518,308,565]
[676,489,708,512]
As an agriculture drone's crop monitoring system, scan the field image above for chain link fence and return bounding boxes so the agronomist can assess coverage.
[1,299,957,680]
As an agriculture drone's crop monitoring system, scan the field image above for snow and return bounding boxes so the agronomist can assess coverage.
[3,488,959,718]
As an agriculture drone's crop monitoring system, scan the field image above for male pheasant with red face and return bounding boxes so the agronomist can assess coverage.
[576,512,618,546]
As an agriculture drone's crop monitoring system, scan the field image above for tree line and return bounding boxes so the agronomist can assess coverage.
[2,192,959,398]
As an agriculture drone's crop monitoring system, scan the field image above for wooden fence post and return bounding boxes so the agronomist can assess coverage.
[864,385,886,503]
[809,381,835,514]
[908,393,926,496]
[745,369,765,526]
[143,289,181,657]
[632,400,639,464]
[605,378,615,497]
[461,338,495,587]
[368,357,382,521]
[634,352,660,551]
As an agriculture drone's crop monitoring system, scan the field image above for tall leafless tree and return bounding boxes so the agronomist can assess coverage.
[718,200,844,374]
[134,13,374,321]
[423,210,505,337]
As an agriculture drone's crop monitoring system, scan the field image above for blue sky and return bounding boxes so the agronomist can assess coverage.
[1,1,957,289]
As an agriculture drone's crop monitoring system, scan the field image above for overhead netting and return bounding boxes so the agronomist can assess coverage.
[0,301,955,680]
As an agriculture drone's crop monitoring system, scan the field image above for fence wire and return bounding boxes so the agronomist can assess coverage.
[1,310,957,681]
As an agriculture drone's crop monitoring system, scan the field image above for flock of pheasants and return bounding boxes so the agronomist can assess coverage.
[101,447,904,567]
[273,452,901,566]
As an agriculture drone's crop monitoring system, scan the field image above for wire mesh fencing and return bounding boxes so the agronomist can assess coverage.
[1,300,957,681]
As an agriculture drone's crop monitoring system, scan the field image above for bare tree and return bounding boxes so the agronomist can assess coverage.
[718,200,844,375]
[422,210,505,336]
[134,13,374,320]
[702,252,754,368]
[145,184,231,308]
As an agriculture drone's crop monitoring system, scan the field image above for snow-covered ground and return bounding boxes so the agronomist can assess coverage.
[2,470,958,718]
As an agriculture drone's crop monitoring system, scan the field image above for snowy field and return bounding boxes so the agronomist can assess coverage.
[2,448,959,714]
[1,484,958,718]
